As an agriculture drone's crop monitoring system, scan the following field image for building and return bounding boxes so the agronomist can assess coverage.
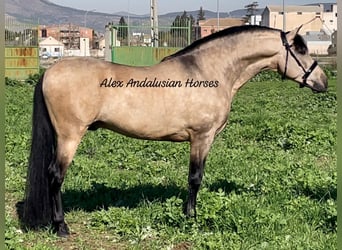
[328,30,337,55]
[320,3,337,35]
[260,4,338,55]
[199,18,246,38]
[39,24,95,49]
[261,5,323,34]
[303,31,332,55]
[247,14,262,26]
[245,8,264,25]
[39,36,64,58]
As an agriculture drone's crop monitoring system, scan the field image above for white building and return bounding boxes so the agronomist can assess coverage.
[321,3,337,35]
[39,36,64,58]
[303,31,332,55]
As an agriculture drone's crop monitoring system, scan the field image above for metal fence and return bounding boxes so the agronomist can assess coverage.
[5,16,39,79]
[110,24,191,66]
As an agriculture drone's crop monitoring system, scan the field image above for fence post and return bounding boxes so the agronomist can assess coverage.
[187,19,191,46]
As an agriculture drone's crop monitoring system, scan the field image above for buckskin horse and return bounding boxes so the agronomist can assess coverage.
[23,25,327,236]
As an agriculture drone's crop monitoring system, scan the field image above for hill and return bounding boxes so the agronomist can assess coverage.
[5,0,242,33]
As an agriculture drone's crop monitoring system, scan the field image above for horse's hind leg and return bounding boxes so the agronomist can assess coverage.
[49,133,84,237]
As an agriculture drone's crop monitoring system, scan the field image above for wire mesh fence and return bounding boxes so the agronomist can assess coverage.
[112,24,192,48]
[5,16,39,46]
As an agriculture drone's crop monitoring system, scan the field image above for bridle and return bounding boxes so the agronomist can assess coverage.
[280,31,318,88]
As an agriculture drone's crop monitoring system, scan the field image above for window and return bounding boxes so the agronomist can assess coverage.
[54,48,60,52]
[279,11,284,15]
[297,12,302,15]
[41,29,47,38]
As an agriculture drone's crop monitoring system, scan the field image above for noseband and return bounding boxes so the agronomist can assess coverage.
[280,32,318,88]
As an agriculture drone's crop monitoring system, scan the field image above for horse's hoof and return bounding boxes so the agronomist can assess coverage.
[184,206,197,219]
[55,222,70,238]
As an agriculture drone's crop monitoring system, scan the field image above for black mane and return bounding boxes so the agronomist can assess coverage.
[293,34,308,55]
[162,25,279,61]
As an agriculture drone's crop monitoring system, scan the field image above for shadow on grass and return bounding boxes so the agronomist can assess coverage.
[15,179,251,221]
[15,179,244,231]
[61,180,245,213]
[15,182,189,221]
[208,179,244,194]
[62,182,188,212]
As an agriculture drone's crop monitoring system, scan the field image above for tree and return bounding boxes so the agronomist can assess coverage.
[197,6,206,24]
[195,7,206,40]
[117,16,128,40]
[170,11,195,46]
[244,2,259,24]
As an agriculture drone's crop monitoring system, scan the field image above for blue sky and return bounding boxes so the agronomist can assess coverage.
[49,0,336,15]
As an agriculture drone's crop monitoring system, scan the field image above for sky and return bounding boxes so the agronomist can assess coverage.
[49,0,336,15]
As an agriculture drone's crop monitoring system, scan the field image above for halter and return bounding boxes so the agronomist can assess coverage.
[280,31,318,88]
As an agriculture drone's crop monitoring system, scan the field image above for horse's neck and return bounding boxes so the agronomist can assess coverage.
[197,33,280,96]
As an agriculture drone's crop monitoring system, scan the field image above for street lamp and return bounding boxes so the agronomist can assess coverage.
[84,9,96,28]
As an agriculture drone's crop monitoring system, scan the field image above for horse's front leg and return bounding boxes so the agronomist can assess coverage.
[186,157,206,217]
[186,133,215,218]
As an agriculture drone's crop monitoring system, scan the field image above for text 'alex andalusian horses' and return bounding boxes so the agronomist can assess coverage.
[23,25,327,237]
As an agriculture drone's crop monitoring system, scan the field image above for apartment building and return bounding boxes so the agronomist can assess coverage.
[261,5,323,34]
[261,3,337,33]
[39,24,94,49]
[261,3,337,55]
[199,18,246,38]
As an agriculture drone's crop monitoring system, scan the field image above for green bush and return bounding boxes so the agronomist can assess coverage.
[25,68,46,85]
[250,70,282,82]
[5,68,46,86]
[250,67,336,83]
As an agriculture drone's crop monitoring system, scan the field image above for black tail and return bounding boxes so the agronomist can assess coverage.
[23,73,56,228]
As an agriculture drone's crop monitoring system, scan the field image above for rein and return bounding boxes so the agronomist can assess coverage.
[280,31,318,88]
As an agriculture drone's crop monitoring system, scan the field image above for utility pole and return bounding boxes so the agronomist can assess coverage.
[150,0,159,47]
[217,0,220,31]
[128,0,130,46]
[283,0,286,31]
[84,9,96,28]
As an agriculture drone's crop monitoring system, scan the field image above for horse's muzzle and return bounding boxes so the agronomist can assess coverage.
[311,76,328,93]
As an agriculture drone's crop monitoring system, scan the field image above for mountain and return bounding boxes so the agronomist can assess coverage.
[5,0,130,32]
[4,0,243,33]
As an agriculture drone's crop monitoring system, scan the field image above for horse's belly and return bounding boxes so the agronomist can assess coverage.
[99,118,190,142]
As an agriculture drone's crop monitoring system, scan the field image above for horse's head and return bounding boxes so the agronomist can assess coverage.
[278,26,328,92]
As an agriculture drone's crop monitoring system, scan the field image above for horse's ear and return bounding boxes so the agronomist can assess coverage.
[286,25,303,41]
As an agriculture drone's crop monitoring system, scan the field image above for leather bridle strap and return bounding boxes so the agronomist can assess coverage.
[280,31,318,88]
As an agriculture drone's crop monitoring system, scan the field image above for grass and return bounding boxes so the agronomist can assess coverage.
[5,78,336,249]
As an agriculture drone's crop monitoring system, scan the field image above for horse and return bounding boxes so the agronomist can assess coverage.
[22,25,327,237]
